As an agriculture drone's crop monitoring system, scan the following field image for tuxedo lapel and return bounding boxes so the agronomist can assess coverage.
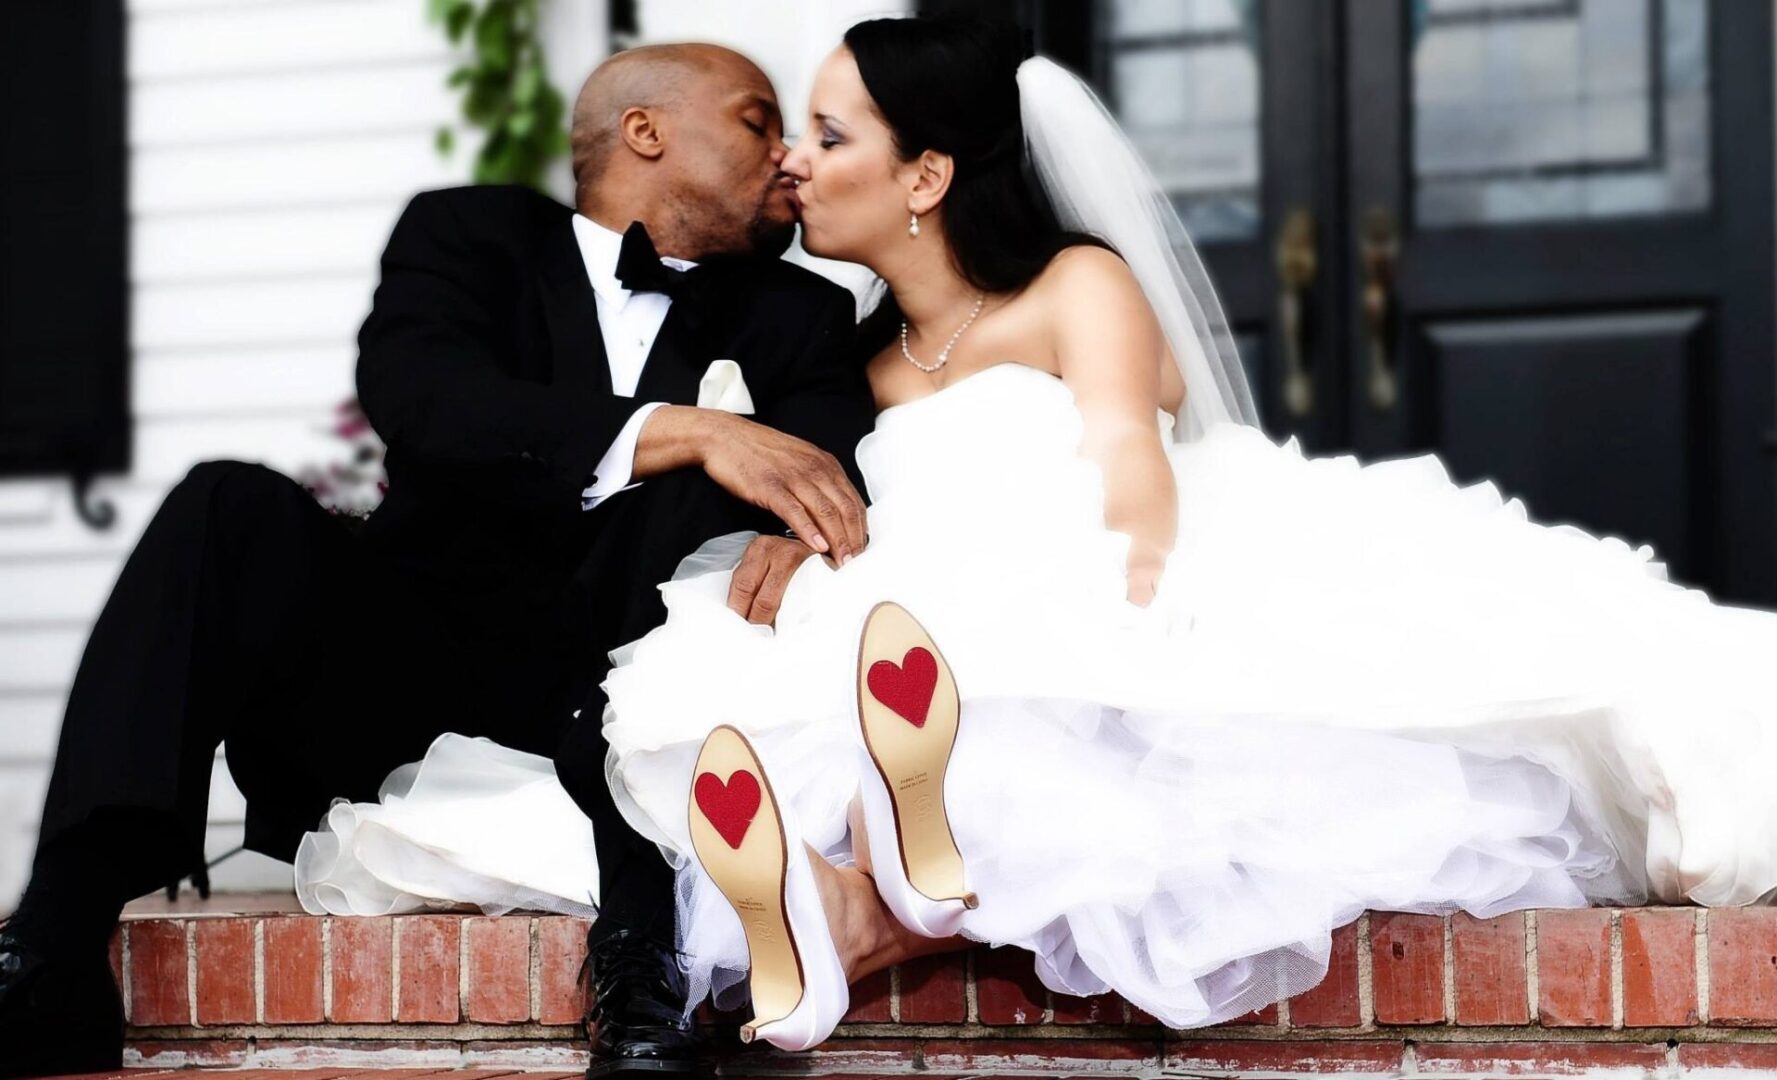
[534,215,614,399]
[630,299,708,407]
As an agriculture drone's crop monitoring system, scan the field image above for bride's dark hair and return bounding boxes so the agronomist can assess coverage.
[843,13,1110,354]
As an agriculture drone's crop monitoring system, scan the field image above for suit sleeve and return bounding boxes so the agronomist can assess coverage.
[753,287,876,498]
[355,190,628,495]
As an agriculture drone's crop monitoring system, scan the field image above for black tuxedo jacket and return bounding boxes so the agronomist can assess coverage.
[351,184,873,763]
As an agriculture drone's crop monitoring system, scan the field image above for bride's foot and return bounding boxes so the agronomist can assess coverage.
[848,792,874,878]
[804,843,885,984]
[803,840,971,985]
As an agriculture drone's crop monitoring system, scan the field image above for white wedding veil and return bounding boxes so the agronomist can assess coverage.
[1016,56,1261,442]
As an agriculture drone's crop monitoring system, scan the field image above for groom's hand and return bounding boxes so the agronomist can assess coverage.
[689,411,868,563]
[728,535,819,626]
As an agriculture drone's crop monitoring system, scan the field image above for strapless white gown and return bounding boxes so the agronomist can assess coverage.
[296,361,1777,1029]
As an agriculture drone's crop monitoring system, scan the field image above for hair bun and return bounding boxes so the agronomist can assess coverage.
[973,125,1024,168]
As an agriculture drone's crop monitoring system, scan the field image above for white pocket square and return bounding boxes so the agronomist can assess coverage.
[696,359,755,414]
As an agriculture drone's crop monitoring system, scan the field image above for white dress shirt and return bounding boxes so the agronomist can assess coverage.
[572,214,698,510]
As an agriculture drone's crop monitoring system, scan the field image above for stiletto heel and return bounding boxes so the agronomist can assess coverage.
[853,601,977,938]
[687,725,849,1051]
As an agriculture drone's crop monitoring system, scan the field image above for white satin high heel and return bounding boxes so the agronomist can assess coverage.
[853,602,979,938]
[686,724,849,1051]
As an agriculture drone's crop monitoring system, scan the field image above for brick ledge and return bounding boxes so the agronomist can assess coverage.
[116,1037,1777,1077]
[107,904,1777,1074]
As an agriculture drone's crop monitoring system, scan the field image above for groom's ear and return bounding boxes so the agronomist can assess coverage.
[618,106,668,161]
[907,150,954,215]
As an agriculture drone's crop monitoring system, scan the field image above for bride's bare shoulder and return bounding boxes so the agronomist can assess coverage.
[1030,245,1152,328]
[1028,242,1184,409]
[1031,244,1158,342]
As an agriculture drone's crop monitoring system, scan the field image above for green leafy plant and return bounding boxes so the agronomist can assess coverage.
[428,0,570,189]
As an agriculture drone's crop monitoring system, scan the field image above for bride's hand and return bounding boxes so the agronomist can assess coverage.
[1126,548,1167,607]
[1127,566,1161,607]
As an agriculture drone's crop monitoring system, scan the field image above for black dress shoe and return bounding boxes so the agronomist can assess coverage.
[0,926,125,1079]
[581,926,702,1078]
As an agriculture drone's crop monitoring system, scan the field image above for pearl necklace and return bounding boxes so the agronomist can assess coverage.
[900,293,985,373]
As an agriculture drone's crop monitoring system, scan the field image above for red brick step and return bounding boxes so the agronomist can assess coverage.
[104,898,1777,1075]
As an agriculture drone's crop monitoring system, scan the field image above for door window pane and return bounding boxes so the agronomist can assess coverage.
[1413,0,1710,228]
[1099,0,1262,242]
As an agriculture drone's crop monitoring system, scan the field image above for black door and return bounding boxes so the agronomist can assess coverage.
[1345,0,1773,604]
[928,0,1775,605]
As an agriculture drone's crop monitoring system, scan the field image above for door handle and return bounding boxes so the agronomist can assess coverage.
[1275,207,1317,419]
[1360,206,1399,412]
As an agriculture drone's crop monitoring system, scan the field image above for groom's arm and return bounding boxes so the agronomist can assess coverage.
[356,189,629,496]
[619,284,873,561]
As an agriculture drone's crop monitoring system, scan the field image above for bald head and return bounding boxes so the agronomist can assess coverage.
[568,42,797,261]
[570,43,769,207]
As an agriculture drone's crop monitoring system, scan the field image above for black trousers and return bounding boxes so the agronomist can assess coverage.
[35,458,768,944]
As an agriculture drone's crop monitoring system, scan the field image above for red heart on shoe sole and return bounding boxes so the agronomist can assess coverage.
[695,769,762,849]
[868,647,937,728]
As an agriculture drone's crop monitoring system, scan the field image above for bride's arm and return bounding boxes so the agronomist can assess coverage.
[1045,247,1177,606]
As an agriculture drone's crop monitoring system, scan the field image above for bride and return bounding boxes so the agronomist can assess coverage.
[298,12,1777,1053]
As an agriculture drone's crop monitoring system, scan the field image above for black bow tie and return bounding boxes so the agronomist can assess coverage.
[614,221,707,300]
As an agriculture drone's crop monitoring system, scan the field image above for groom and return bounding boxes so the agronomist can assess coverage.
[0,43,873,1080]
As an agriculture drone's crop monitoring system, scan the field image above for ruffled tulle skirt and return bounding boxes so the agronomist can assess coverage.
[296,395,1777,1030]
[631,692,1644,1027]
[295,734,598,920]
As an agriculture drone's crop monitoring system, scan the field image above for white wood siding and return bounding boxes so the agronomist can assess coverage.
[0,0,574,908]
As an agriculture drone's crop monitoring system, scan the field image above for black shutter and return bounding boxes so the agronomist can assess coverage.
[0,0,128,528]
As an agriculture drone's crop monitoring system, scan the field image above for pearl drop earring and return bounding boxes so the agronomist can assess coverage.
[908,212,920,238]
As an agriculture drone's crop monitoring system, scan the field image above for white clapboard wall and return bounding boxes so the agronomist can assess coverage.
[0,0,604,908]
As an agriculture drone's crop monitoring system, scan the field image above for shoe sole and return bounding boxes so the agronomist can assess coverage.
[687,724,804,1043]
[856,602,976,909]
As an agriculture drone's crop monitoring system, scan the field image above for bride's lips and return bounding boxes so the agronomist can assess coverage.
[775,177,803,217]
